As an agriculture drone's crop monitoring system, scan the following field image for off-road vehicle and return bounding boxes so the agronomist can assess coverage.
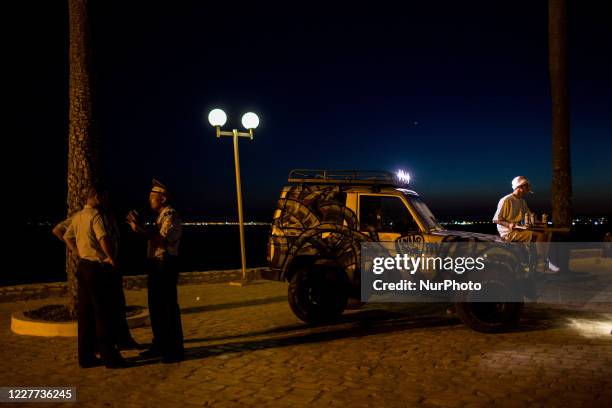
[265,169,528,333]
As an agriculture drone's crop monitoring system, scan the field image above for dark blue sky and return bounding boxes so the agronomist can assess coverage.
[13,1,612,221]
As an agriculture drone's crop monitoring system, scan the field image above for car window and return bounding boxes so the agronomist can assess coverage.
[405,195,442,231]
[359,195,419,233]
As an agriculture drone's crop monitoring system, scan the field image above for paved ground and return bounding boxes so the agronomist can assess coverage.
[1,280,611,408]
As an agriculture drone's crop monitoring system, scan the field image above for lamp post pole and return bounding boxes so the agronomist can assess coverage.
[231,129,247,280]
[208,109,259,283]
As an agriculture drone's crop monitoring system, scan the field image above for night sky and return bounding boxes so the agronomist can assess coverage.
[12,1,612,222]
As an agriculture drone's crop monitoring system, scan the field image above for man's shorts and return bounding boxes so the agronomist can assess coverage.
[503,230,533,242]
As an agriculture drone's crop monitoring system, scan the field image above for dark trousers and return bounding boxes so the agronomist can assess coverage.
[108,269,134,346]
[147,255,184,356]
[77,260,120,365]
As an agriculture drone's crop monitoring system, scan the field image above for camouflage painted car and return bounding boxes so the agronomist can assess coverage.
[265,170,527,332]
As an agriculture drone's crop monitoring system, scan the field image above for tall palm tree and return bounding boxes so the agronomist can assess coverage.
[548,0,572,227]
[66,0,99,317]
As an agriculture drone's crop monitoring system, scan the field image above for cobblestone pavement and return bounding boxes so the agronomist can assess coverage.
[1,280,611,408]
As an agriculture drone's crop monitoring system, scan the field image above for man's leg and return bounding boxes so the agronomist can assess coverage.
[531,231,547,268]
[158,256,183,358]
[146,259,164,353]
[111,268,137,347]
[530,231,564,272]
[552,234,572,274]
[505,230,533,242]
[506,230,537,271]
[77,261,98,367]
[89,264,124,366]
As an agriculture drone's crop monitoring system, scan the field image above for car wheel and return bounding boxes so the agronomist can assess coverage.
[288,265,348,324]
[454,263,524,333]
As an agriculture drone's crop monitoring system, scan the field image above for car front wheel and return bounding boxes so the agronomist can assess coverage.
[454,264,524,333]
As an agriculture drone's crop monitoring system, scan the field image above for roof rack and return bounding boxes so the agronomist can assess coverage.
[288,169,401,186]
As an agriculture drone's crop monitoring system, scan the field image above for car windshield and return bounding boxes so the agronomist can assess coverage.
[405,194,443,232]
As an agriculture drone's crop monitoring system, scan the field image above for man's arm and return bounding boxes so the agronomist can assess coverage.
[492,197,516,230]
[127,211,166,246]
[494,220,516,230]
[159,211,181,246]
[64,237,78,254]
[493,220,516,229]
[52,225,65,242]
[98,236,117,267]
[91,213,116,266]
[52,218,71,242]
[62,222,78,254]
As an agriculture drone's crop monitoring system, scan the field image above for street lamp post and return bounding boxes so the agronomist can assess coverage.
[208,109,259,283]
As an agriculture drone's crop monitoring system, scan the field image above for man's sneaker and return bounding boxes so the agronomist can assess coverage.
[535,258,560,274]
[547,260,561,273]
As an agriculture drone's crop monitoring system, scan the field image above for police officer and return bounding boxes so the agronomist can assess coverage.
[63,185,130,368]
[127,179,184,363]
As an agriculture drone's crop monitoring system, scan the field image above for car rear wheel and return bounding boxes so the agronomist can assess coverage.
[288,265,348,324]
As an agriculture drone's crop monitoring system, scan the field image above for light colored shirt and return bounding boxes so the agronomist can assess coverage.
[147,205,182,259]
[493,193,532,238]
[58,213,119,259]
[54,217,73,236]
[63,205,109,262]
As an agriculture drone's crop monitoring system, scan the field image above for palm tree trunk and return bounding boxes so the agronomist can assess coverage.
[67,0,98,318]
[548,0,572,227]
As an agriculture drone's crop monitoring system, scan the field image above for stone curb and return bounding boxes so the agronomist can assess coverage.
[10,311,78,337]
[0,267,268,303]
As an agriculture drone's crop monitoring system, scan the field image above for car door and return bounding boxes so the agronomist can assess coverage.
[358,194,421,242]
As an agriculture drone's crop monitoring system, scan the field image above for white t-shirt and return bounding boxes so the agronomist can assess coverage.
[493,193,531,238]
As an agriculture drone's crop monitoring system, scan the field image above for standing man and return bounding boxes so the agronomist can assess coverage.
[53,201,140,350]
[127,179,184,363]
[63,185,130,368]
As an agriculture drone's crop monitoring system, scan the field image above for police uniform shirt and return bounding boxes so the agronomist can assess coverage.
[63,205,109,262]
[147,205,182,259]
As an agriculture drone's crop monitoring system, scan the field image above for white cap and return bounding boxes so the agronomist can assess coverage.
[511,176,530,190]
